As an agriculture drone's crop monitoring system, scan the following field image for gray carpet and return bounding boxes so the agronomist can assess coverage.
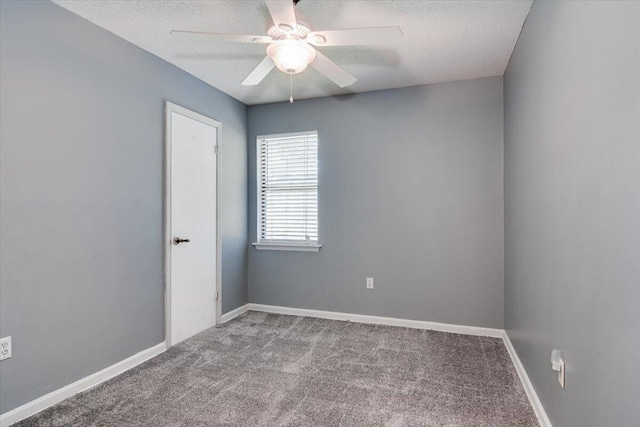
[17,312,537,426]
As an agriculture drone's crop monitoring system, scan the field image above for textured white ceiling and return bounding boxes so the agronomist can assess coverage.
[53,0,532,105]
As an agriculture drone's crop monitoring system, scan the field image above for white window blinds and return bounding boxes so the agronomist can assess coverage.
[258,131,318,244]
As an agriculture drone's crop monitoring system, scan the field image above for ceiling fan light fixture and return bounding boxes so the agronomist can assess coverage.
[266,39,316,74]
[172,0,403,89]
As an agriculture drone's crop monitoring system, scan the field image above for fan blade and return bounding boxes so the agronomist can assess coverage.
[241,56,276,86]
[311,49,357,88]
[265,0,297,31]
[306,27,403,46]
[171,30,272,44]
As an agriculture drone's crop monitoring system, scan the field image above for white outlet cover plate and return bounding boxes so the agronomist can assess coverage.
[0,336,11,361]
[366,277,374,289]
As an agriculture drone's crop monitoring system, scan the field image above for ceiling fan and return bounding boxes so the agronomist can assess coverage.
[171,0,402,94]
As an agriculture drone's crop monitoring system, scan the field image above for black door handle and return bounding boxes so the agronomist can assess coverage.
[173,237,190,245]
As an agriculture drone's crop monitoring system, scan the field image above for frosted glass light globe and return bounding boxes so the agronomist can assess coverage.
[267,40,317,74]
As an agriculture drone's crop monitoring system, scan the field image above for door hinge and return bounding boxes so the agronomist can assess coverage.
[215,290,219,301]
[215,145,219,154]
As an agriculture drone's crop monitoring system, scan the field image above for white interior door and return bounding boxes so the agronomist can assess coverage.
[167,104,219,346]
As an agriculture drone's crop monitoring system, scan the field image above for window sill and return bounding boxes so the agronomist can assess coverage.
[252,242,322,252]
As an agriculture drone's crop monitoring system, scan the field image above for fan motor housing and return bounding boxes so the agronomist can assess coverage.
[267,10,313,40]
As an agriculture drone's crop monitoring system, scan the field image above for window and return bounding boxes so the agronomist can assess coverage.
[254,131,320,252]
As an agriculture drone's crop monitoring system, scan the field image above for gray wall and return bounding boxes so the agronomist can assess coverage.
[248,77,505,329]
[0,1,248,413]
[504,1,640,426]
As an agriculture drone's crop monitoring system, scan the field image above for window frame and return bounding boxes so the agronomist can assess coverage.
[253,131,322,252]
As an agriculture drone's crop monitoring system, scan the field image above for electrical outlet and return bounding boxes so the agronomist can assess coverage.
[366,277,374,289]
[0,336,11,361]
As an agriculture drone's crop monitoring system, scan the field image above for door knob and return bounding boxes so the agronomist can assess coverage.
[173,237,190,245]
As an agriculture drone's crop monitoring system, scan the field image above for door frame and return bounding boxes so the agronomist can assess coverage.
[164,101,222,347]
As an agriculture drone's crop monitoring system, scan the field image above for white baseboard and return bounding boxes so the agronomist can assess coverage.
[219,303,250,323]
[247,303,504,338]
[0,342,166,427]
[502,332,552,427]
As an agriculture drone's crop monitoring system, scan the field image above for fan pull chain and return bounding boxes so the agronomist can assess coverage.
[289,73,294,104]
